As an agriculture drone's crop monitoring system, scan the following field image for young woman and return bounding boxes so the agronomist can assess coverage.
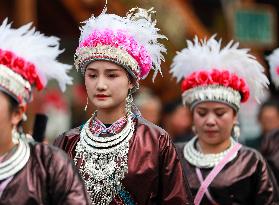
[0,19,89,204]
[54,7,193,205]
[171,36,279,205]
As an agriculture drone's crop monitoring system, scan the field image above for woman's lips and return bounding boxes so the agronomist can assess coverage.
[204,130,219,135]
[95,94,109,99]
[205,130,218,132]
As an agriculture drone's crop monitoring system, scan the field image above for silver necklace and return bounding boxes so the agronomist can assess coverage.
[74,115,135,205]
[0,132,30,180]
[183,136,238,168]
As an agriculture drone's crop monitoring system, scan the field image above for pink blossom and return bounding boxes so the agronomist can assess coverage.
[219,70,231,86]
[211,69,221,83]
[196,70,212,85]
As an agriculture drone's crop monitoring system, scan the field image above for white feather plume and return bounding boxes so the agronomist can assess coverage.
[79,7,167,80]
[0,19,72,91]
[267,48,279,87]
[170,35,269,102]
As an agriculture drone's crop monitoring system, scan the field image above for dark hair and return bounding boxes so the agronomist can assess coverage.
[163,98,183,115]
[2,91,24,128]
[1,91,19,114]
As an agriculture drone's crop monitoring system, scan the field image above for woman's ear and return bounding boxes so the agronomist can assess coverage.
[128,81,134,90]
[233,112,238,124]
[128,76,137,91]
[11,104,26,126]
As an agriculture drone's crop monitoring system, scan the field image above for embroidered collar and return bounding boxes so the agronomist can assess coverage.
[89,115,128,136]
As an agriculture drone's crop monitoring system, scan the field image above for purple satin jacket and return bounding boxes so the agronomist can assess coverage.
[175,143,279,205]
[54,117,194,205]
[0,142,90,205]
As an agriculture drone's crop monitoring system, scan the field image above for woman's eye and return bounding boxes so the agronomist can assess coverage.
[108,74,117,78]
[198,112,206,117]
[87,73,97,78]
[88,74,97,78]
[216,112,225,117]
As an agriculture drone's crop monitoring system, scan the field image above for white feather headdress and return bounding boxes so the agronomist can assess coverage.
[170,36,269,109]
[0,19,72,91]
[75,7,167,81]
[267,48,279,87]
[0,19,72,103]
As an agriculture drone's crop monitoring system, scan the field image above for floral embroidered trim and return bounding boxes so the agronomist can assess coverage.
[89,116,127,136]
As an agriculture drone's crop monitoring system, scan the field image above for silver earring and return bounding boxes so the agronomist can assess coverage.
[22,113,27,121]
[125,89,133,114]
[192,125,196,134]
[84,97,88,111]
[12,126,19,144]
[232,122,240,140]
[92,110,97,118]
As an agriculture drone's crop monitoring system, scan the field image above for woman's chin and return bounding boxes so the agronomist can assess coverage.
[93,100,112,109]
[201,134,222,144]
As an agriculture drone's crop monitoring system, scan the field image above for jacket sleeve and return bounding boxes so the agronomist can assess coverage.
[47,146,90,205]
[253,152,279,205]
[53,134,63,147]
[158,133,194,205]
[52,128,80,159]
[261,129,279,184]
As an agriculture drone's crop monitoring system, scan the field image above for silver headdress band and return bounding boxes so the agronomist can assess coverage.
[0,65,32,103]
[75,45,140,79]
[182,85,241,111]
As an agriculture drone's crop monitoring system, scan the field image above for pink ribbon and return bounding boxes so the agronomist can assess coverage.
[194,143,242,205]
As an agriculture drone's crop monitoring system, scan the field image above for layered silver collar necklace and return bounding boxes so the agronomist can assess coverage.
[183,136,238,168]
[74,114,135,205]
[0,132,30,180]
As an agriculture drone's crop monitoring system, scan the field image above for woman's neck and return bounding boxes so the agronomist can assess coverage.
[197,137,231,154]
[96,106,127,124]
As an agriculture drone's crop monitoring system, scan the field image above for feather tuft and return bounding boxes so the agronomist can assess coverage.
[170,35,269,102]
[0,19,72,91]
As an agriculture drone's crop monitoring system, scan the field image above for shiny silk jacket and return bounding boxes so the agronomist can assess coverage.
[261,129,279,186]
[0,142,89,205]
[176,143,279,205]
[54,117,193,205]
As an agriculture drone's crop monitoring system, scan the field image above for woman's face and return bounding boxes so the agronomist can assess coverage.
[84,61,133,112]
[0,91,22,133]
[193,102,237,145]
[0,91,13,132]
